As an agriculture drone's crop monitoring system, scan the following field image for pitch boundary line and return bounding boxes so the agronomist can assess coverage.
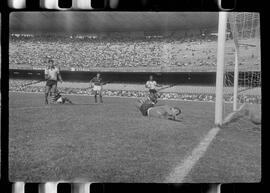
[164,107,244,183]
[9,91,239,104]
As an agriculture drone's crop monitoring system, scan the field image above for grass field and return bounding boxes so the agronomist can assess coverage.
[9,92,261,183]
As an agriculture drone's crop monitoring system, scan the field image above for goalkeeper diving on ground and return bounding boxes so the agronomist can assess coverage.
[135,92,182,122]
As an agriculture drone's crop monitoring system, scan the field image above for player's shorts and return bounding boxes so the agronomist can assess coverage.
[46,80,57,87]
[149,89,157,94]
[93,85,102,92]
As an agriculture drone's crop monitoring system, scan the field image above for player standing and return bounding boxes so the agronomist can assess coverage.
[145,75,162,100]
[89,73,103,103]
[145,75,159,94]
[44,59,63,105]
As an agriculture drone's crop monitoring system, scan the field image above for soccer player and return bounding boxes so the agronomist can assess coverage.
[89,73,103,103]
[145,75,162,95]
[135,96,182,121]
[44,59,63,104]
[145,75,162,101]
[52,90,73,104]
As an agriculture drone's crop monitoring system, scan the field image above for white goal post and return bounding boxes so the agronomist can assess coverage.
[215,12,228,126]
[215,12,261,126]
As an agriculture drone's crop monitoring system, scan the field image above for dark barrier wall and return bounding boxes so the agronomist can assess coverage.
[9,69,216,86]
[9,69,261,87]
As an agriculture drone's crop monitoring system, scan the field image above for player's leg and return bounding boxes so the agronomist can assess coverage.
[94,91,98,103]
[135,99,142,109]
[45,86,50,104]
[63,97,73,104]
[44,83,51,105]
[92,85,98,103]
[50,83,57,103]
[99,89,103,103]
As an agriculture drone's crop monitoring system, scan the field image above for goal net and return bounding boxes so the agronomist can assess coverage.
[219,12,261,126]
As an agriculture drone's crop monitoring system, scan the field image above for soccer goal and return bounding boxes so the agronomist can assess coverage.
[215,12,261,126]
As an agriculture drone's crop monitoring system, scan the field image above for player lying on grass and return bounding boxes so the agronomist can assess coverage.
[52,90,73,104]
[135,93,182,121]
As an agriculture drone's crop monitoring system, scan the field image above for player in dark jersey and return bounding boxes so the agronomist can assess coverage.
[89,73,103,103]
[52,90,73,104]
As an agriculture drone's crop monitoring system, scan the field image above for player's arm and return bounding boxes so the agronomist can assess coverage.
[168,114,183,122]
[89,78,94,88]
[57,73,63,83]
[156,81,163,87]
[57,68,63,83]
[44,69,50,80]
[156,84,162,87]
[145,81,150,88]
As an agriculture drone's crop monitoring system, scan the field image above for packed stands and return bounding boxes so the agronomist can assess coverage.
[9,32,248,72]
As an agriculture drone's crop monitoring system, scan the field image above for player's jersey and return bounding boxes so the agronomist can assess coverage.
[139,98,155,116]
[45,67,59,81]
[146,80,157,90]
[140,94,158,105]
[90,77,102,86]
[148,105,175,119]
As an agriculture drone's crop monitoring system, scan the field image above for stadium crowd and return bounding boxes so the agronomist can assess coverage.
[9,33,227,71]
[9,80,261,104]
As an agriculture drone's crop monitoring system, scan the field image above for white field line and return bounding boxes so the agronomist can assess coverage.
[164,126,220,183]
[164,104,247,183]
[9,91,238,104]
[222,103,246,125]
[9,91,244,183]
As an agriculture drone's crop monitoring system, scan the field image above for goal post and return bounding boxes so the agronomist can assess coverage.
[215,12,261,126]
[215,12,228,126]
[233,43,239,111]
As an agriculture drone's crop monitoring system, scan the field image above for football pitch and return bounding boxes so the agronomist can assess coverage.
[9,92,261,183]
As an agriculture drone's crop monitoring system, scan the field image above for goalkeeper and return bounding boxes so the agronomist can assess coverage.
[135,94,182,122]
